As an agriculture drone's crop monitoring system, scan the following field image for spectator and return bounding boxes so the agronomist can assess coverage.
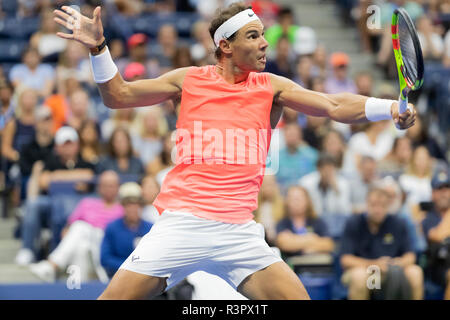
[172,46,195,69]
[340,187,423,300]
[354,71,374,97]
[65,89,95,132]
[29,171,124,282]
[29,8,67,61]
[9,47,55,98]
[147,131,176,182]
[254,173,284,246]
[417,15,445,61]
[123,33,160,79]
[292,26,317,57]
[151,24,179,71]
[264,7,299,49]
[19,105,54,186]
[325,52,357,94]
[275,185,334,258]
[1,87,38,163]
[133,107,167,168]
[190,20,215,66]
[444,30,450,67]
[375,176,425,253]
[312,44,328,79]
[320,129,353,175]
[299,153,351,218]
[378,136,413,180]
[123,62,146,82]
[422,170,450,300]
[96,127,145,177]
[347,121,394,163]
[141,175,161,224]
[101,182,152,278]
[350,156,378,214]
[100,108,140,142]
[293,55,315,89]
[55,41,93,96]
[399,145,433,215]
[78,119,102,166]
[264,35,294,79]
[15,126,95,265]
[276,123,319,194]
[406,116,446,161]
[301,114,330,150]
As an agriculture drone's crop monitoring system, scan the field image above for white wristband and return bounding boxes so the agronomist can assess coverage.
[89,46,118,83]
[365,97,395,122]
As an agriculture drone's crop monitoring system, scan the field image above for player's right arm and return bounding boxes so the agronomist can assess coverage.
[53,6,186,109]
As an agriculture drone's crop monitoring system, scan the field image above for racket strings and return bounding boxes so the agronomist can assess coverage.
[398,15,419,82]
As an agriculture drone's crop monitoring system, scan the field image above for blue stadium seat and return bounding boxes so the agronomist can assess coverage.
[0,40,27,62]
[0,17,39,39]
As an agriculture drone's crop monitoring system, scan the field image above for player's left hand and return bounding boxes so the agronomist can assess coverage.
[391,102,416,129]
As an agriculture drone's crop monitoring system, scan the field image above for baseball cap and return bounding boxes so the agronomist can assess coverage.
[119,182,143,203]
[34,105,52,121]
[293,27,317,56]
[127,33,148,49]
[55,126,78,145]
[431,170,450,189]
[330,52,349,67]
[124,62,146,80]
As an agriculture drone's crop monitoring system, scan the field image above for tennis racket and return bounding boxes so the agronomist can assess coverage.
[391,8,424,120]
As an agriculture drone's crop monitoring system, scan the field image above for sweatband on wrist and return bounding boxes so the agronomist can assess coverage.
[365,97,395,122]
[89,46,118,83]
[213,9,260,47]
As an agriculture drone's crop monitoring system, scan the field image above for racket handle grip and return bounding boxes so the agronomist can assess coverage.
[398,96,408,114]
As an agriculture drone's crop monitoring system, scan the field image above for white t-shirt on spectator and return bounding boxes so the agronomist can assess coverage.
[399,174,432,207]
[347,130,394,161]
[9,63,55,92]
[299,171,352,217]
[418,32,444,58]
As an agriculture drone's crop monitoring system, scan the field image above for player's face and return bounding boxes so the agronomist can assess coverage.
[230,20,268,72]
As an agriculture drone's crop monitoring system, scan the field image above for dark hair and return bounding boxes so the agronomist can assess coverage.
[107,126,134,158]
[317,152,337,168]
[278,7,293,20]
[209,2,251,60]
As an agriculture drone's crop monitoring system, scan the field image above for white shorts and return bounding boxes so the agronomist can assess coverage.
[119,209,282,291]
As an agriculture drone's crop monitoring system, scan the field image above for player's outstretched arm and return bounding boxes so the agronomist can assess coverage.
[270,74,416,130]
[54,6,186,109]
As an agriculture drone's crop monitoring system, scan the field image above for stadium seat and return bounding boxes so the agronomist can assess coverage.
[0,17,39,39]
[0,40,27,62]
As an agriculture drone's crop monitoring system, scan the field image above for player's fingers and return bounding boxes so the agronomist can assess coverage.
[93,6,101,23]
[56,31,74,40]
[54,17,73,30]
[54,9,71,22]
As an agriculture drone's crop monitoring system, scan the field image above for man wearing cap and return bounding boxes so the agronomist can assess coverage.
[422,170,450,299]
[324,52,357,94]
[54,2,416,300]
[15,126,95,265]
[101,182,152,278]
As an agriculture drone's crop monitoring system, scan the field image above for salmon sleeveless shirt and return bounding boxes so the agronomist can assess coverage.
[153,65,274,224]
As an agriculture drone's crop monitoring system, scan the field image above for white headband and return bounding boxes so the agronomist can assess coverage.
[213,9,260,47]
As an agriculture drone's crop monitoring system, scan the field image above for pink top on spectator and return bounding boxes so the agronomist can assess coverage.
[68,198,124,230]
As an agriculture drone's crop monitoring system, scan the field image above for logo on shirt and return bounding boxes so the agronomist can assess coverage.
[248,12,255,17]
[131,255,140,262]
[383,233,394,245]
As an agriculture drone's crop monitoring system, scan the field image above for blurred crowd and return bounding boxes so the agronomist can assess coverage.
[0,0,449,300]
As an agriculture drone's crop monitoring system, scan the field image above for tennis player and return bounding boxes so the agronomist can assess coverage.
[53,2,416,300]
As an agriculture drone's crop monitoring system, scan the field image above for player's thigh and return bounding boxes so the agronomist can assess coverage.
[98,268,167,300]
[237,261,310,300]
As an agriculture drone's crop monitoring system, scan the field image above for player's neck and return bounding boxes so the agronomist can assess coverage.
[215,60,250,84]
